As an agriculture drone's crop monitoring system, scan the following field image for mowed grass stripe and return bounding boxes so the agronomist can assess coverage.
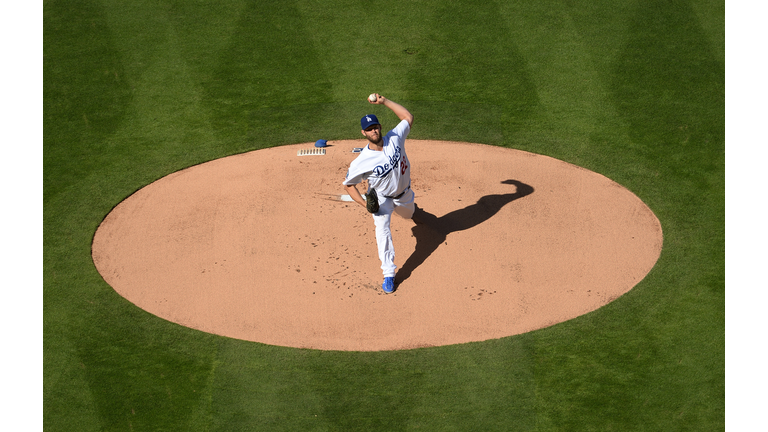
[43,0,132,205]
[294,0,422,103]
[44,1,228,429]
[401,1,537,145]
[521,1,724,430]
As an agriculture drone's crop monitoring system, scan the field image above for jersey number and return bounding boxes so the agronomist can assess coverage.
[400,156,408,175]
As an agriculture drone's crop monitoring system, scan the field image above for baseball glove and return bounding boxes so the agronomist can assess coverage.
[366,189,380,214]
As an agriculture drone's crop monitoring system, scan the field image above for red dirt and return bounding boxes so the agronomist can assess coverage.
[92,140,663,351]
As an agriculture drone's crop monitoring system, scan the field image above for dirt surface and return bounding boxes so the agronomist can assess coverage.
[92,140,663,351]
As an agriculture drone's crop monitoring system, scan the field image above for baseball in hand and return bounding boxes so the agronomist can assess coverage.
[368,93,377,102]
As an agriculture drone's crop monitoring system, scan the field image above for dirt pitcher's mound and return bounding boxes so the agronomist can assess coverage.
[92,140,662,351]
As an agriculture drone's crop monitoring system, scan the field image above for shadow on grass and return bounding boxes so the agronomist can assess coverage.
[396,179,534,286]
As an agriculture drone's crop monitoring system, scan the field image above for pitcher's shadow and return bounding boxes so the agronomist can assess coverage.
[396,179,534,286]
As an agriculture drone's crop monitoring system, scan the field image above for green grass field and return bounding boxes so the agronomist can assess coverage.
[43,0,724,430]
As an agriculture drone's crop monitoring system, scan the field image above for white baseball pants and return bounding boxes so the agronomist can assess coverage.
[371,188,416,277]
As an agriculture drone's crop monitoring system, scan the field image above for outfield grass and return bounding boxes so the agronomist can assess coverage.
[44,0,724,430]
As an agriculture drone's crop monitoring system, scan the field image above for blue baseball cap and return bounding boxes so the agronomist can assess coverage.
[361,114,380,130]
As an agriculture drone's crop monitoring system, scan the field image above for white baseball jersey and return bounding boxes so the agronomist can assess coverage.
[343,119,411,197]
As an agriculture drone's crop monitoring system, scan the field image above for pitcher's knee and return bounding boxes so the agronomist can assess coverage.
[395,204,415,220]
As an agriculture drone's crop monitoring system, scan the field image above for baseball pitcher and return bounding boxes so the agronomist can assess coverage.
[343,94,415,293]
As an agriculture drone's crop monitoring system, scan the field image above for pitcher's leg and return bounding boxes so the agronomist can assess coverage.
[372,201,396,277]
[393,189,416,219]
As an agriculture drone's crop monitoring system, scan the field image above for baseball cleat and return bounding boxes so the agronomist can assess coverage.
[382,277,395,293]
